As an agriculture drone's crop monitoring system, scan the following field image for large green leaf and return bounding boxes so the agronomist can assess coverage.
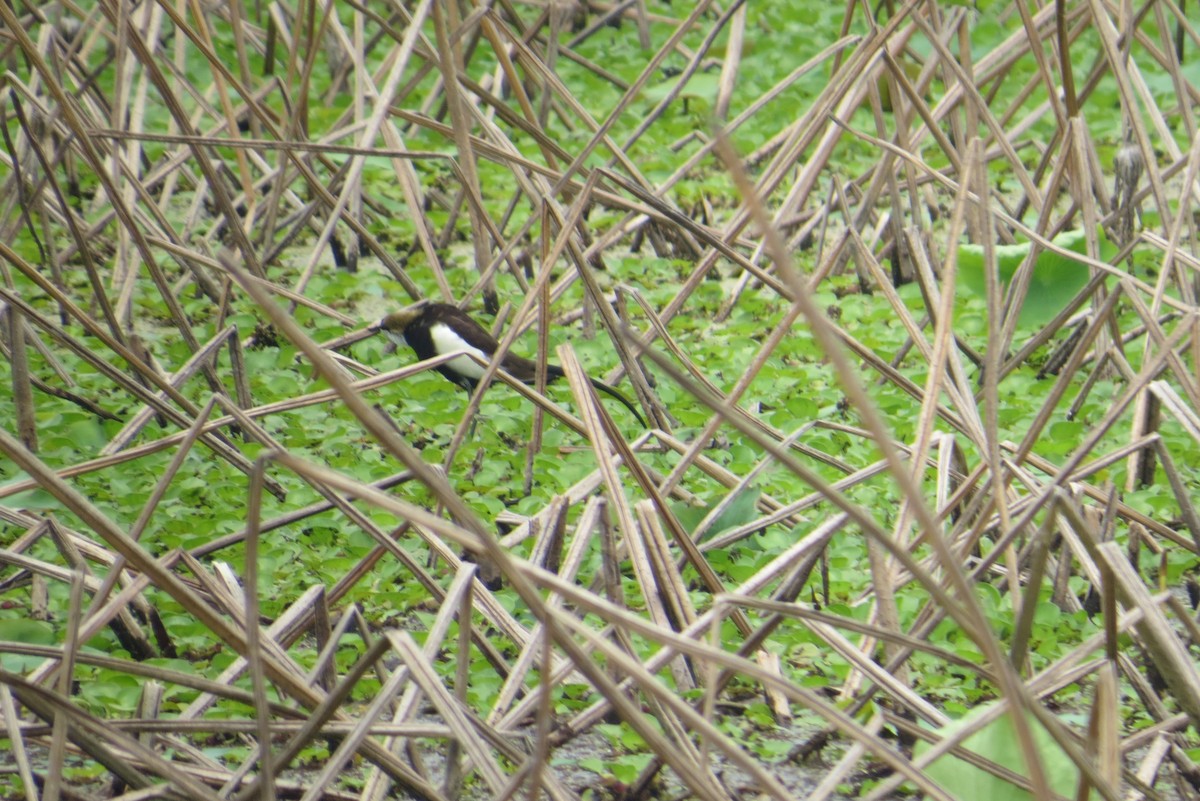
[0,619,56,672]
[958,229,1115,328]
[914,703,1092,801]
[672,486,761,542]
[641,73,722,107]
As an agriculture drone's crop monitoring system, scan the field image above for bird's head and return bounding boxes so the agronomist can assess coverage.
[371,301,429,344]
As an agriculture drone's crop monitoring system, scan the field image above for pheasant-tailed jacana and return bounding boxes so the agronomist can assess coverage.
[371,301,646,426]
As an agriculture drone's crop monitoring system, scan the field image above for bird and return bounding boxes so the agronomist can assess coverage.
[370,301,647,427]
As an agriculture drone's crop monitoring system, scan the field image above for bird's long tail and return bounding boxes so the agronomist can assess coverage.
[588,377,648,428]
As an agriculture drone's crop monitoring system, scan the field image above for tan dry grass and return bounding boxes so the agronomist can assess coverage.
[0,1,1197,800]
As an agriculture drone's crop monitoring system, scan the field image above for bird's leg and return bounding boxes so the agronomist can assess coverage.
[463,386,480,439]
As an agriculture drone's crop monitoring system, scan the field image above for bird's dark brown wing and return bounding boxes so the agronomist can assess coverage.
[423,304,496,352]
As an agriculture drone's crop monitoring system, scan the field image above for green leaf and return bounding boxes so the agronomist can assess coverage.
[958,229,1116,327]
[0,619,55,644]
[702,486,762,541]
[0,619,56,672]
[577,757,610,778]
[641,73,721,106]
[79,670,144,715]
[914,703,1092,801]
[0,479,64,515]
[610,753,654,784]
[672,486,762,543]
